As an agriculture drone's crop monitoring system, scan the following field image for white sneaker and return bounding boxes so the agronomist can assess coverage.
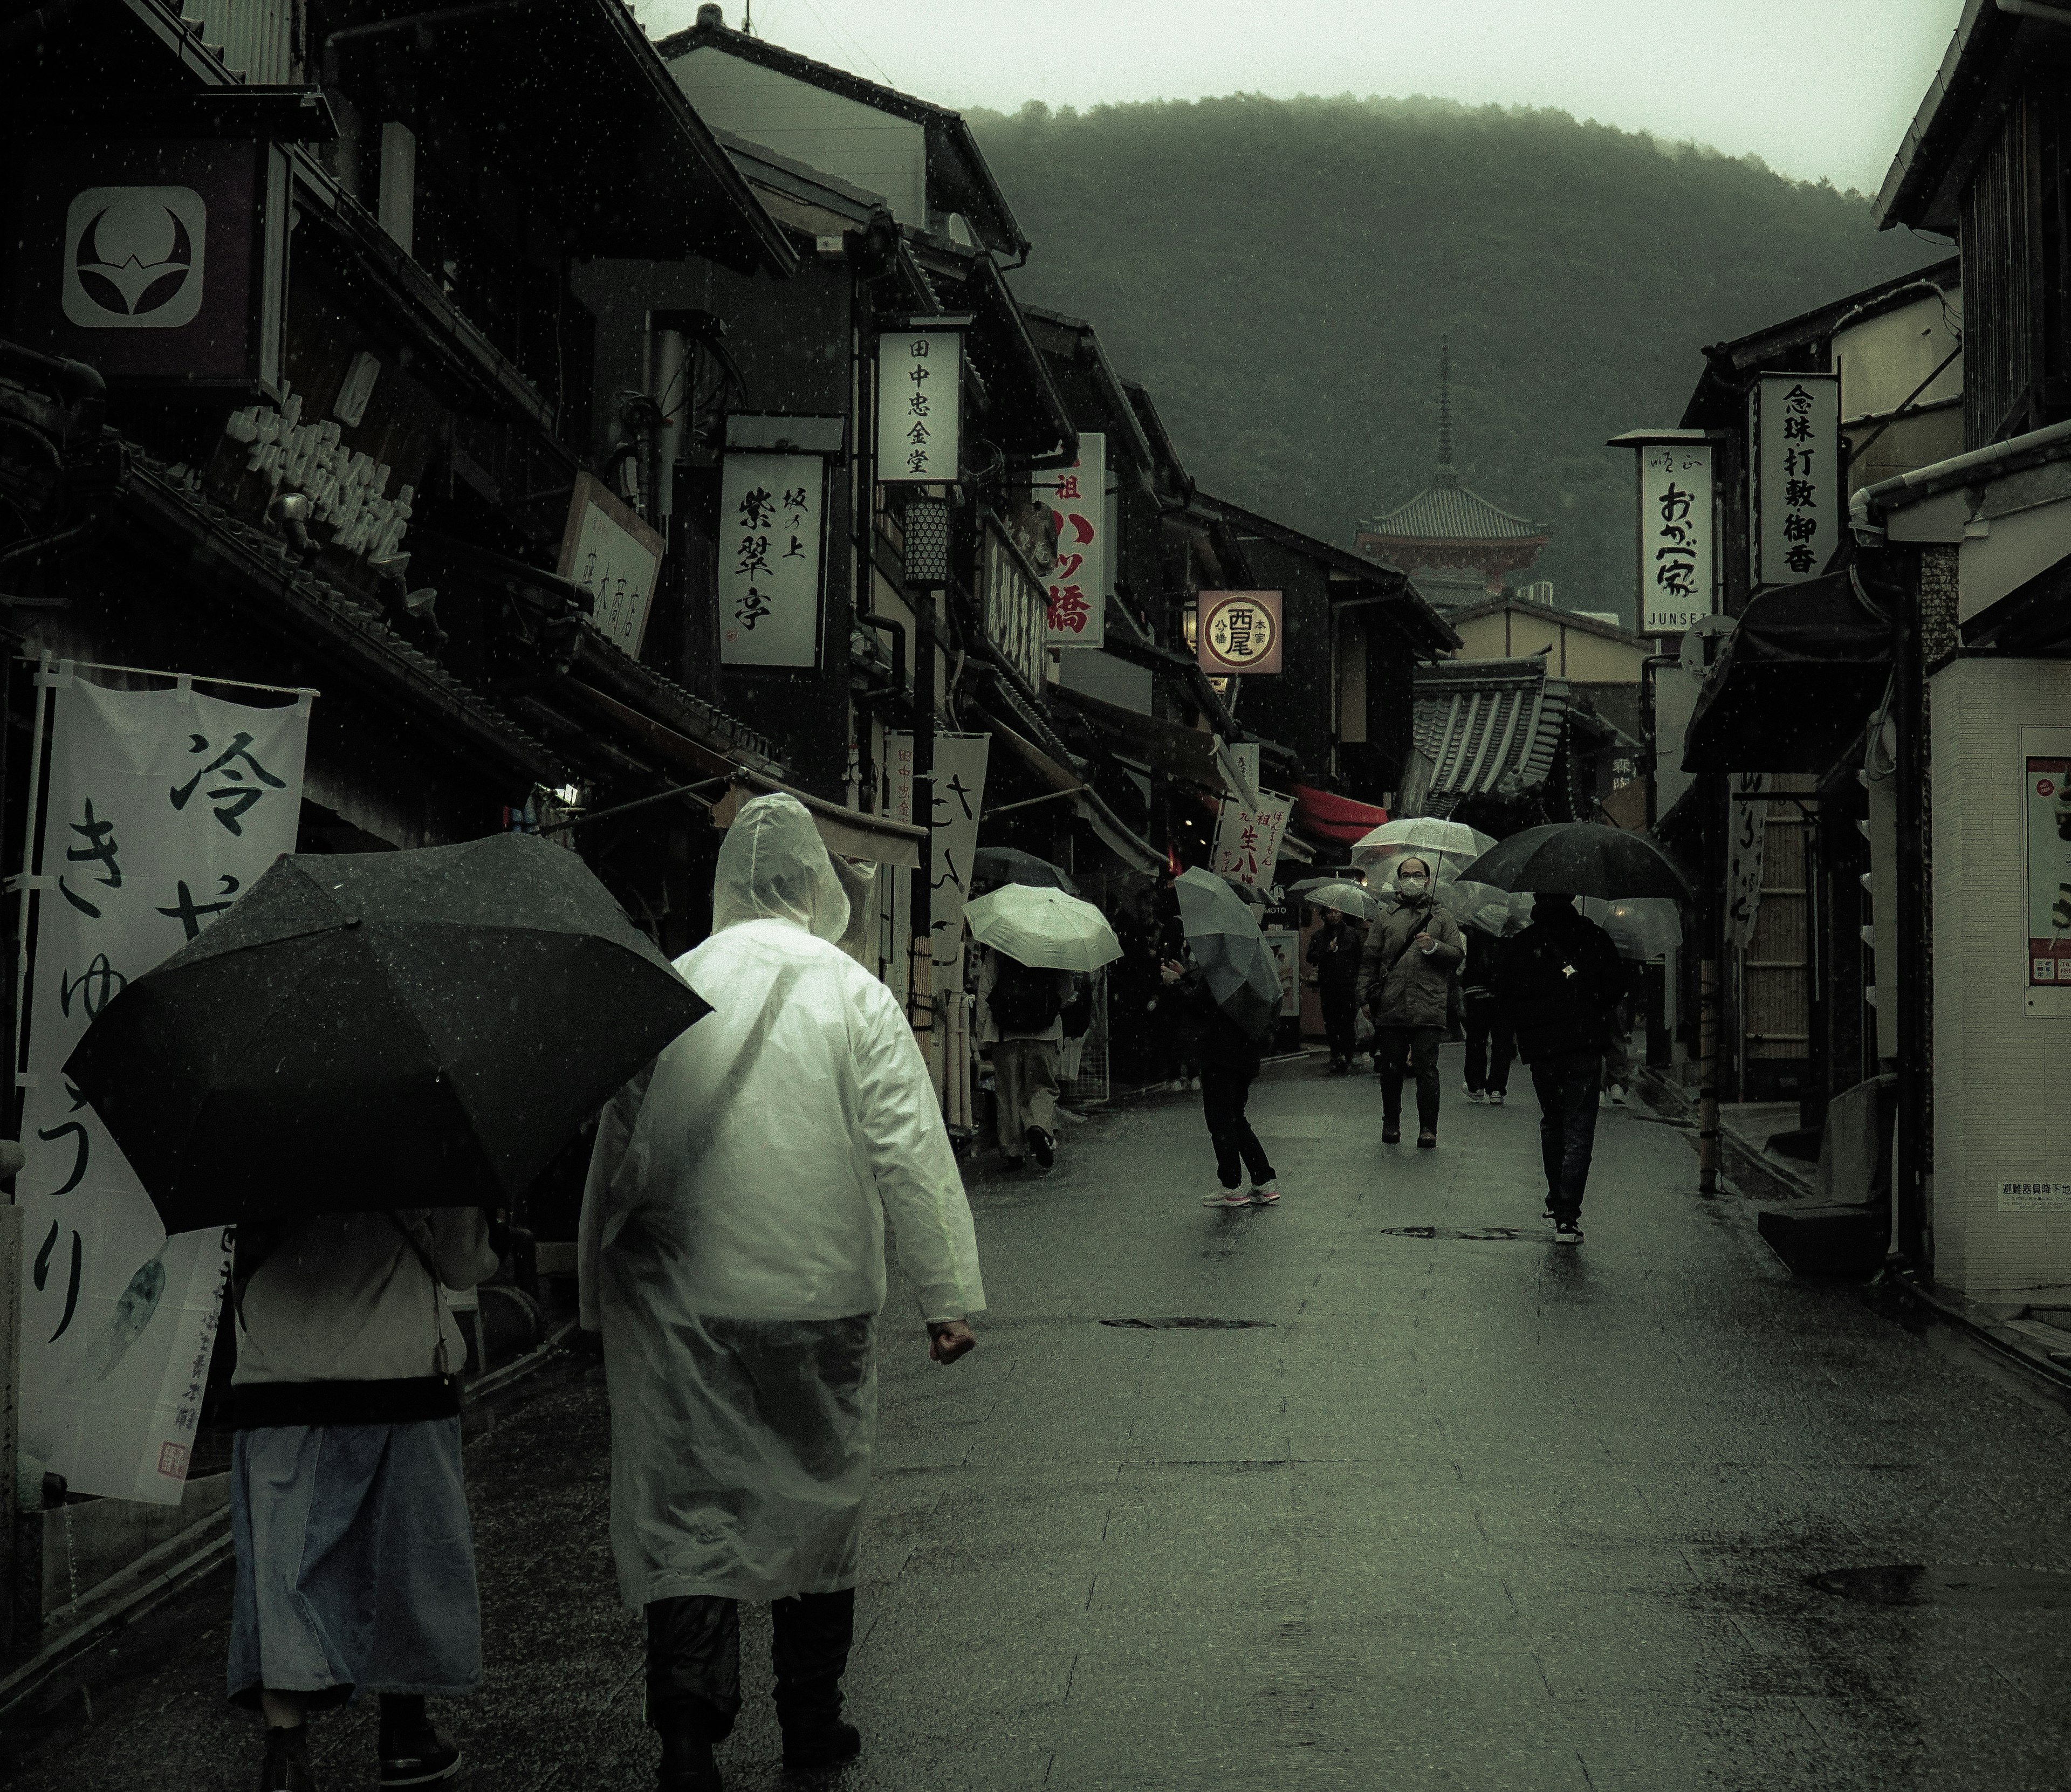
[1250,1180,1280,1205]
[1488,1091,1506,1107]
[1464,1087,1486,1103]
[1202,1187,1252,1207]
[1599,1090,1612,1109]
[1609,1085,1628,1107]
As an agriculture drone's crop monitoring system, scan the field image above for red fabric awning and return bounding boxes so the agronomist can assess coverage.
[1293,784,1389,844]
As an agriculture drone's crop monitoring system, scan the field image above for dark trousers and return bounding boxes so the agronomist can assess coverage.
[1529,1049,1603,1223]
[1463,1000,1515,1095]
[1374,1025,1443,1130]
[645,1588,855,1741]
[1321,992,1358,1066]
[1201,1063,1275,1189]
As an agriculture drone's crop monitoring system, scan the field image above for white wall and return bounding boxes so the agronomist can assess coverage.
[1834,289,1962,422]
[670,49,927,229]
[1931,656,2071,1295]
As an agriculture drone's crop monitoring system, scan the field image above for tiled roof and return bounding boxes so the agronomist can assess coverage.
[1410,658,1570,812]
[1362,473,1544,543]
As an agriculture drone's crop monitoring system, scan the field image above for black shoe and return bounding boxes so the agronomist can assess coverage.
[782,1718,862,1774]
[1382,1124,1401,1145]
[659,1730,724,1792]
[379,1725,461,1787]
[1026,1125,1054,1169]
[1002,1156,1026,1170]
[1553,1220,1583,1247]
[261,1727,317,1792]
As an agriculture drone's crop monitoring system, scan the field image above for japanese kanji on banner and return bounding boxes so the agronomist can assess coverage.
[887,731,990,977]
[718,450,824,668]
[16,664,311,1503]
[1211,791,1292,891]
[1035,432,1104,649]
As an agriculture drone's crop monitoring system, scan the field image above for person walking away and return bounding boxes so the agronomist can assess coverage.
[1492,892,1625,1246]
[1161,949,1279,1207]
[1355,858,1464,1148]
[227,1206,502,1791]
[1306,905,1366,1074]
[580,794,984,1791]
[1460,907,1517,1106]
[978,943,1075,1168]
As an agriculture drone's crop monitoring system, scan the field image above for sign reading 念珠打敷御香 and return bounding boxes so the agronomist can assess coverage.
[1748,373,1839,588]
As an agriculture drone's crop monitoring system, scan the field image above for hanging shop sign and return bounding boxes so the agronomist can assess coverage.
[1033,433,1105,647]
[1748,373,1839,587]
[2022,725,2071,1016]
[1212,790,1293,890]
[1197,590,1285,677]
[717,451,826,669]
[557,472,664,661]
[5,139,289,392]
[887,732,991,977]
[16,663,312,1503]
[1635,438,1715,635]
[876,326,963,484]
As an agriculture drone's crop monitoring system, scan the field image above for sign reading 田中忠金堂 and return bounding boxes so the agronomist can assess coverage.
[1197,591,1285,677]
[876,329,961,484]
[1749,373,1839,587]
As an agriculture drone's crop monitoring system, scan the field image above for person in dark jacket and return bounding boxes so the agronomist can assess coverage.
[1491,893,1626,1246]
[1354,860,1465,1148]
[1161,951,1279,1207]
[1305,907,1367,1074]
[1459,911,1517,1105]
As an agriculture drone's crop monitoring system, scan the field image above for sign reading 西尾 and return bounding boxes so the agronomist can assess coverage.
[718,451,825,668]
[876,329,961,484]
[1212,790,1292,890]
[1033,434,1105,647]
[2022,726,2071,1014]
[17,667,311,1503]
[557,472,663,660]
[887,732,990,977]
[1637,441,1714,634]
[1750,373,1839,587]
[1197,591,1285,677]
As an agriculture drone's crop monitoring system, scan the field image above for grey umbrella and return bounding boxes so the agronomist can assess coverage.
[1172,867,1284,1042]
[1457,823,1693,903]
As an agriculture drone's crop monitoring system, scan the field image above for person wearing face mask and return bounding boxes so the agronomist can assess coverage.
[1354,856,1465,1148]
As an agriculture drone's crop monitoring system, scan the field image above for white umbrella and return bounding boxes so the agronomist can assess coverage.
[1352,818,1496,884]
[964,884,1121,973]
[1290,878,1380,919]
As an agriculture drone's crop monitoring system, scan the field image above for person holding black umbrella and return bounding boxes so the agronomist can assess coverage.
[580,794,984,1791]
[1493,893,1627,1246]
[1355,858,1465,1148]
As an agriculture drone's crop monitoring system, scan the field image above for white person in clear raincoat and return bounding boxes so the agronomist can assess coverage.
[579,792,984,1792]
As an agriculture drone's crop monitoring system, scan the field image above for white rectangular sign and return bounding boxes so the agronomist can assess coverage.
[1750,373,1839,587]
[719,451,825,668]
[1999,1180,2071,1212]
[1212,790,1292,890]
[888,732,990,976]
[877,330,961,483]
[18,668,311,1502]
[1637,441,1714,635]
[1036,433,1105,648]
[557,473,663,658]
[2022,724,2071,1015]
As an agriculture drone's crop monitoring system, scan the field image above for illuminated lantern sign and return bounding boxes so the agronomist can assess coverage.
[1197,590,1285,676]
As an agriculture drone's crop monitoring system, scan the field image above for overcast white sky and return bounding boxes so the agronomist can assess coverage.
[650,0,1960,195]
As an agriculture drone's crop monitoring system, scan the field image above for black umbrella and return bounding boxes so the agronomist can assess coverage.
[1456,823,1693,903]
[971,846,1078,895]
[65,833,710,1232]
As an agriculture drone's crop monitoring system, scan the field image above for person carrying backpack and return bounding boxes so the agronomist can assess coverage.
[979,945,1076,1169]
[1491,892,1626,1246]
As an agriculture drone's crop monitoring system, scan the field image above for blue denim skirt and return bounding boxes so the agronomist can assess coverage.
[227,1416,482,1708]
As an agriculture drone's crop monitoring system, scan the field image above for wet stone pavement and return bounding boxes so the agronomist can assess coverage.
[20,1045,2071,1790]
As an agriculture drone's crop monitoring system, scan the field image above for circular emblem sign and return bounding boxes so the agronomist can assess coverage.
[2039,778,2056,799]
[1199,591,1282,674]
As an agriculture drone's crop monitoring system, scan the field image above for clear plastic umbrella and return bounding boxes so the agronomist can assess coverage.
[1352,819,1497,887]
[1288,877,1380,919]
[964,884,1121,973]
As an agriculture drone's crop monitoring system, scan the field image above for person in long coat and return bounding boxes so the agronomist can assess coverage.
[1354,856,1465,1147]
[579,793,985,1791]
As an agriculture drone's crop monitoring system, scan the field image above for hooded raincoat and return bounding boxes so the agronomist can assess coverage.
[579,794,985,1610]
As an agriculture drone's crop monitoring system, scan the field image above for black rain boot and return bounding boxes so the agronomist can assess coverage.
[260,1725,317,1792]
[378,1694,462,1788]
[647,1596,741,1792]
[772,1590,860,1774]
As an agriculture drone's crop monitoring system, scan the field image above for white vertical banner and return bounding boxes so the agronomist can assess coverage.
[17,668,311,1502]
[1036,432,1105,647]
[1750,373,1839,586]
[1726,771,1769,950]
[876,330,961,483]
[719,451,825,668]
[1637,440,1714,635]
[888,732,990,976]
[1212,791,1292,890]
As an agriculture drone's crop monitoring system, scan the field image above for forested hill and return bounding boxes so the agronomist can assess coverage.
[970,95,1944,624]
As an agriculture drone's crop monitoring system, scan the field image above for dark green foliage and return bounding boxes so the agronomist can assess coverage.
[973,95,1943,623]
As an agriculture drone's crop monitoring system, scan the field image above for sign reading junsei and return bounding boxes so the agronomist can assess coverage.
[1637,441,1714,634]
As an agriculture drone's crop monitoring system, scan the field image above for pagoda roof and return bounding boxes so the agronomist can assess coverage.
[1362,472,1545,543]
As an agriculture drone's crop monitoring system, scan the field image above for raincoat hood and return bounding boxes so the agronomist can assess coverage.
[713,792,850,941]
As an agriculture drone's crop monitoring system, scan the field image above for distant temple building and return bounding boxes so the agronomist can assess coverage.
[1353,345,1549,609]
